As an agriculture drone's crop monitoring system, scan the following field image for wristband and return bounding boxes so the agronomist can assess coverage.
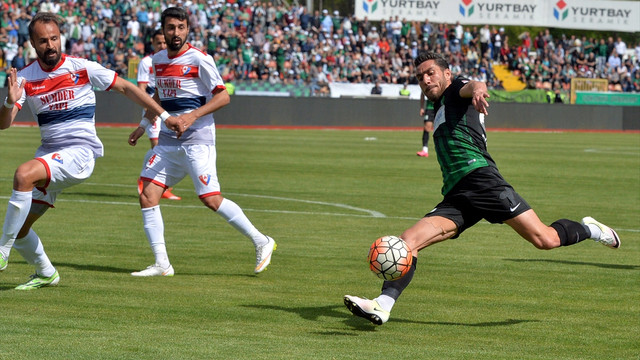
[139,118,150,129]
[3,99,14,109]
[159,111,170,122]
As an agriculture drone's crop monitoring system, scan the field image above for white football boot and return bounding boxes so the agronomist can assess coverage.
[254,236,276,273]
[131,263,175,277]
[344,295,390,325]
[582,217,620,249]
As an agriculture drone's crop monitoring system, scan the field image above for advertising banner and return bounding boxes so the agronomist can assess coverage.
[354,0,640,32]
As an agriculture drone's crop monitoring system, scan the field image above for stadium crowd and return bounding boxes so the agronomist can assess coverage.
[1,0,639,95]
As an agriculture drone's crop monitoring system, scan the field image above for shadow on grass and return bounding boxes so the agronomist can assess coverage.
[51,262,257,278]
[505,258,639,270]
[242,304,538,332]
[53,261,133,273]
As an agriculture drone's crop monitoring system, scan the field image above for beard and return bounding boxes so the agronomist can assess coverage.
[167,35,186,51]
[37,47,61,67]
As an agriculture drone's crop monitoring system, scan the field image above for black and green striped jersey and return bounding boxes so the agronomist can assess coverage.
[422,96,435,111]
[433,77,497,195]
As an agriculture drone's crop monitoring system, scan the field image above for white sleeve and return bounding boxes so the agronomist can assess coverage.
[199,53,225,93]
[84,59,117,91]
[137,57,150,83]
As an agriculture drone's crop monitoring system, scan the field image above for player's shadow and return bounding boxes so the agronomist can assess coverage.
[242,304,538,332]
[8,260,258,278]
[505,258,639,270]
[53,261,133,274]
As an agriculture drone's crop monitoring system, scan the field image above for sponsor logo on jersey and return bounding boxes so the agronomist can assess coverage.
[52,153,63,164]
[182,66,192,76]
[199,174,211,185]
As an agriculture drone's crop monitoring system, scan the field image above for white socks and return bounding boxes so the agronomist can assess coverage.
[0,190,33,259]
[216,198,267,247]
[375,295,396,312]
[141,205,170,268]
[585,223,602,240]
[140,199,266,268]
[422,146,429,153]
[13,229,56,277]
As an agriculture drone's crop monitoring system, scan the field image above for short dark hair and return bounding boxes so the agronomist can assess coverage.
[28,12,62,40]
[414,51,449,70]
[161,7,189,28]
[152,29,164,40]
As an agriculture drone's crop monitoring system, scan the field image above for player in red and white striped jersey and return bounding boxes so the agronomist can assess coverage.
[128,7,275,277]
[0,12,177,290]
[135,29,180,200]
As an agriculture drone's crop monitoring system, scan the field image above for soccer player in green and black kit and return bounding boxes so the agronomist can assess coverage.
[417,93,435,157]
[344,51,621,325]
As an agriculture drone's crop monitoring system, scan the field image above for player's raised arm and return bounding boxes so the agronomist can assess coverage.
[109,76,174,125]
[0,68,25,130]
[459,80,490,115]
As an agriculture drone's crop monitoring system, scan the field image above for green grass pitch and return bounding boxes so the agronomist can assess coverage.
[0,126,638,359]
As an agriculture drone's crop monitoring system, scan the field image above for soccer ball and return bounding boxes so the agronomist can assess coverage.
[368,236,413,281]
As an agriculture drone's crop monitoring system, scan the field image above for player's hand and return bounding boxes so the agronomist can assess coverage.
[128,127,145,146]
[6,68,25,105]
[419,108,425,116]
[171,113,197,139]
[472,90,490,116]
[164,115,184,137]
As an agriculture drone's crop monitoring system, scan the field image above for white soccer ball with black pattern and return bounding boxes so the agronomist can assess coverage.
[368,236,413,281]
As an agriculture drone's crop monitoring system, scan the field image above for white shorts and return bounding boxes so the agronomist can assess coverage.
[32,146,96,210]
[145,118,160,140]
[140,143,220,198]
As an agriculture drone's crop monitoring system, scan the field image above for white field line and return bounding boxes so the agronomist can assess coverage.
[0,181,638,232]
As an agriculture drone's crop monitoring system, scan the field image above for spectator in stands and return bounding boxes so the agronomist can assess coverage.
[0,1,636,94]
[608,49,621,70]
[371,80,382,95]
[11,46,25,70]
[614,37,627,60]
[0,47,7,75]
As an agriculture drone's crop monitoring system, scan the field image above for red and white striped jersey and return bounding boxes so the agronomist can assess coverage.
[152,44,225,145]
[137,54,156,96]
[15,54,117,157]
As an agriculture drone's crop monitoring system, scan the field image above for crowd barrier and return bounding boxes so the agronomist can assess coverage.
[1,89,638,131]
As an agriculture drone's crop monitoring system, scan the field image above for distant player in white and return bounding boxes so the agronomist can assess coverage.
[136,29,180,200]
[128,7,275,277]
[0,12,177,290]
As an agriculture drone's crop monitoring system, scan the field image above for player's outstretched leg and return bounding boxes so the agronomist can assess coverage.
[344,295,390,325]
[215,198,276,273]
[582,217,620,249]
[254,235,276,273]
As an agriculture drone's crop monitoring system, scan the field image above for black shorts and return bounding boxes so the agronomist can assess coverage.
[425,166,531,238]
[423,109,435,122]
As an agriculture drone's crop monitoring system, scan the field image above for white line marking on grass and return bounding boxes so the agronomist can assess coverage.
[224,192,386,218]
[584,148,640,155]
[0,195,638,232]
[1,182,639,232]
[33,182,387,218]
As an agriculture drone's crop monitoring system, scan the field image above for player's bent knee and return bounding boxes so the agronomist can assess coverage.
[531,239,555,250]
